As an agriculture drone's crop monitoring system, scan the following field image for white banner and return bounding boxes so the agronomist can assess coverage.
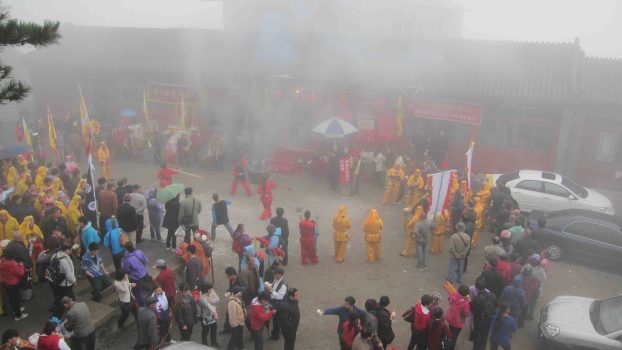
[465,142,474,191]
[427,170,455,219]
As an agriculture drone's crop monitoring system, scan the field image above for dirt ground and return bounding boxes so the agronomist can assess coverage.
[100,161,622,350]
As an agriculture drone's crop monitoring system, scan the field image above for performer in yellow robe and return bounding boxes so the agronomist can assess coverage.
[5,165,17,188]
[34,166,47,190]
[66,195,83,237]
[430,210,449,255]
[363,208,383,262]
[332,205,352,263]
[97,141,112,179]
[405,169,425,208]
[472,184,490,248]
[382,164,404,205]
[18,215,43,244]
[401,205,423,257]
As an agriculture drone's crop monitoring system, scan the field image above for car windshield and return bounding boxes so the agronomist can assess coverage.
[561,177,588,198]
[592,296,622,334]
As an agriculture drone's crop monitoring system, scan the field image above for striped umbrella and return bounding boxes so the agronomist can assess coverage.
[312,117,358,138]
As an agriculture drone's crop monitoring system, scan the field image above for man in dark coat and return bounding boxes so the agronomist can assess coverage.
[136,297,159,349]
[117,193,138,245]
[479,258,505,299]
[470,278,497,350]
[269,207,290,265]
[279,288,300,350]
[41,207,71,240]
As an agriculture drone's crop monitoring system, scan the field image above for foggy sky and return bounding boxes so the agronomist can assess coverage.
[3,0,622,58]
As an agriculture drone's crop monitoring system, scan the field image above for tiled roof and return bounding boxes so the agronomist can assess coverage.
[22,25,622,105]
[581,57,622,105]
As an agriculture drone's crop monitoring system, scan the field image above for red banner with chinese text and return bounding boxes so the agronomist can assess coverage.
[148,82,199,105]
[339,157,351,184]
[409,101,482,125]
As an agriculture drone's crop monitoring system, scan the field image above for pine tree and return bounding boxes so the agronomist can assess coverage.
[0,9,60,104]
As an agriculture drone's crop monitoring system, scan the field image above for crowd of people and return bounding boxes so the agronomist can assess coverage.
[0,112,556,350]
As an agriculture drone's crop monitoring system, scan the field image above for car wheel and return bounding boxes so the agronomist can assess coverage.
[546,245,562,261]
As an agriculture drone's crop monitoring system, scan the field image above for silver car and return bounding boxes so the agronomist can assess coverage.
[539,295,622,349]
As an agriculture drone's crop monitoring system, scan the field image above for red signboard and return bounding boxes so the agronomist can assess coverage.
[409,101,482,125]
[148,82,199,105]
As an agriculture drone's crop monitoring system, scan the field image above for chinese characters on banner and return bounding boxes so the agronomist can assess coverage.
[339,157,351,184]
[409,101,482,125]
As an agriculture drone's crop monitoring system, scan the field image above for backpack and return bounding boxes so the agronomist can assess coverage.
[481,291,497,320]
[45,252,67,285]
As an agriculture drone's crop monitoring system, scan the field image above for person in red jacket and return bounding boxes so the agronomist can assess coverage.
[0,249,27,321]
[446,284,471,348]
[497,254,513,286]
[257,176,277,221]
[249,291,277,350]
[426,307,452,350]
[153,259,176,306]
[299,210,318,265]
[230,154,252,196]
[157,163,179,188]
[407,294,433,350]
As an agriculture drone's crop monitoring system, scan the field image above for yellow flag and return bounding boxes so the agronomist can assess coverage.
[47,108,58,150]
[396,94,404,138]
[79,86,90,125]
[180,95,186,129]
[143,92,149,123]
[22,118,32,146]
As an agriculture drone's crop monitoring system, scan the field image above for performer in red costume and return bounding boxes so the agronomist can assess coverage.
[157,163,179,188]
[299,210,318,265]
[257,175,277,220]
[230,154,252,196]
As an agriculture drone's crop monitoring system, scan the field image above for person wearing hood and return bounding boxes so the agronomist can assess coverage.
[0,210,19,241]
[78,216,100,255]
[299,210,318,265]
[103,217,125,271]
[332,205,352,263]
[250,291,277,350]
[262,224,283,267]
[405,169,426,208]
[35,166,47,190]
[146,188,164,241]
[122,242,149,306]
[401,205,423,257]
[382,163,404,205]
[226,286,247,350]
[499,276,526,323]
[66,196,82,236]
[97,141,112,179]
[363,209,383,262]
[18,215,43,244]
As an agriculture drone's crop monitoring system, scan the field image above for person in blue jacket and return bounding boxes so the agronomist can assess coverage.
[489,302,518,350]
[103,217,125,271]
[79,216,100,254]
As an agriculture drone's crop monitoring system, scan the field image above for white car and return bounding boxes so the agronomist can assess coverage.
[495,170,615,215]
[539,295,622,349]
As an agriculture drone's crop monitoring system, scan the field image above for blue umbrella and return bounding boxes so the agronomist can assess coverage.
[312,117,359,138]
[120,108,136,118]
[0,144,29,159]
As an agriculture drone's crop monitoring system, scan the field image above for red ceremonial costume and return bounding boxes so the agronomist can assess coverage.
[257,179,277,220]
[157,166,179,188]
[299,218,318,264]
[230,156,252,196]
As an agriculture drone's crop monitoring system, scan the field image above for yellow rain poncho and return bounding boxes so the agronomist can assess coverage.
[97,141,112,179]
[0,210,20,241]
[332,205,352,263]
[66,196,82,236]
[34,166,47,190]
[19,215,43,244]
[51,176,63,196]
[363,209,383,262]
[5,166,18,188]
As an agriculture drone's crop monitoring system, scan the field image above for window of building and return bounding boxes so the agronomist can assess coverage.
[596,132,617,162]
